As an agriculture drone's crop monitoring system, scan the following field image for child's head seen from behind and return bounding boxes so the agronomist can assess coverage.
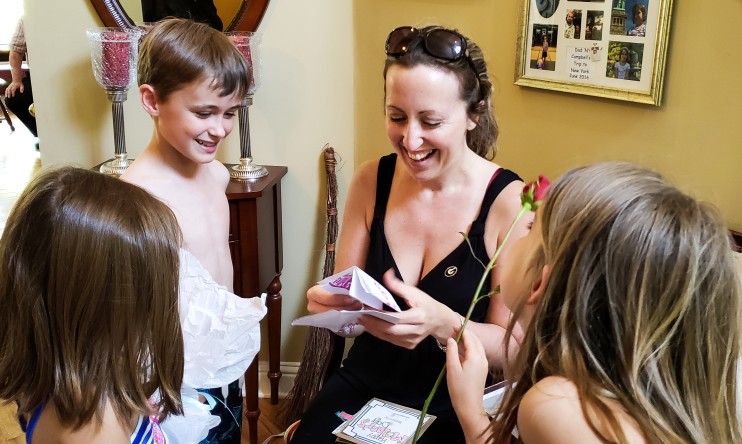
[496,162,741,443]
[0,167,184,429]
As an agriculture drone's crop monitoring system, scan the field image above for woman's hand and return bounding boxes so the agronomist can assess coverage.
[446,329,491,442]
[306,284,363,314]
[357,270,456,349]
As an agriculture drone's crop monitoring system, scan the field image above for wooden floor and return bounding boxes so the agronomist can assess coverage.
[245,397,288,444]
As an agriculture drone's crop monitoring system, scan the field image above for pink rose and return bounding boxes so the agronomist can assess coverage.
[521,175,551,210]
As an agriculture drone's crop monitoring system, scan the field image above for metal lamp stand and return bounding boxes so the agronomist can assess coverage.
[99,89,131,176]
[230,95,268,180]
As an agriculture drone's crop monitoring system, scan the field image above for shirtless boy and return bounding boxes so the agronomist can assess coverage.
[122,18,265,444]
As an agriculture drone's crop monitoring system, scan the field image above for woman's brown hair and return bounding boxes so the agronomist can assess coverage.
[0,167,184,429]
[492,162,741,443]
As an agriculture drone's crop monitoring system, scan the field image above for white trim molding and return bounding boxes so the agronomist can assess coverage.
[257,361,299,399]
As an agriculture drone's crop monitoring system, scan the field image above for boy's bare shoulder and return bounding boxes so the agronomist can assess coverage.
[121,164,182,205]
[205,160,231,189]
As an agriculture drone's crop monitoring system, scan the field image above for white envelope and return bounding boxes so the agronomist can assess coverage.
[291,308,401,335]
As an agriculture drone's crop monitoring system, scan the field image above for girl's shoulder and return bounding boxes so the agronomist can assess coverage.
[31,401,133,444]
[518,376,645,444]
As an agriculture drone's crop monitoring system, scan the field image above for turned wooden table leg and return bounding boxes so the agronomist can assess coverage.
[0,98,15,132]
[244,355,260,443]
[266,274,283,405]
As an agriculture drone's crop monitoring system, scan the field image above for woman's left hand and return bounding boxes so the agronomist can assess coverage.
[358,269,454,349]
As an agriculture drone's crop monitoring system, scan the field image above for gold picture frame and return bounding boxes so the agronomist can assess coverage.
[515,0,673,106]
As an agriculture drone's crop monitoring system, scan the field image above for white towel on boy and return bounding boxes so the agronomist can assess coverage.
[178,248,267,388]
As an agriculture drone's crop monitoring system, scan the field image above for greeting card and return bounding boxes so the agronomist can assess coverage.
[334,398,435,444]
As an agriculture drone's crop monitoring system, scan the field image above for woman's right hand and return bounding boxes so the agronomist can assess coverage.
[306,284,363,314]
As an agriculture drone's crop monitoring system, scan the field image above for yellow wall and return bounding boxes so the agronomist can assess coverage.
[118,0,142,23]
[214,0,239,28]
[23,0,354,363]
[354,0,742,231]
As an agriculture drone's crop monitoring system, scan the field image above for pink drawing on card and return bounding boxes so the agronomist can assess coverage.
[354,418,408,443]
[339,323,357,335]
[328,273,352,290]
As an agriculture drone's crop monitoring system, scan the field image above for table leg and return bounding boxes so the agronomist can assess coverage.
[244,355,260,443]
[266,274,283,405]
[0,98,14,132]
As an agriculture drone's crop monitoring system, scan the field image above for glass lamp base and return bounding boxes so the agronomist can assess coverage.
[99,153,131,177]
[231,157,268,180]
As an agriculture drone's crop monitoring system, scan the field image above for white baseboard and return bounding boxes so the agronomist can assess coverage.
[257,361,299,399]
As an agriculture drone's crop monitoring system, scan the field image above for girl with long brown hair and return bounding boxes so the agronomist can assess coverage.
[0,167,184,443]
[445,162,742,443]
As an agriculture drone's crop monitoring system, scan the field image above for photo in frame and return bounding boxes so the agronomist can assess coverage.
[515,0,674,105]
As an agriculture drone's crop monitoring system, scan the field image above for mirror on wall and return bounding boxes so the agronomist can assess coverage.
[89,0,269,32]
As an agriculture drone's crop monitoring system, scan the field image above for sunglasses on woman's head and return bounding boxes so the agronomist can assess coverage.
[385,26,469,62]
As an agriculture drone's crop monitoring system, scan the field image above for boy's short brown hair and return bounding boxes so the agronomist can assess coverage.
[138,17,249,101]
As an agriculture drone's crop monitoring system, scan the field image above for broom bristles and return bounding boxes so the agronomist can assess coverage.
[282,145,343,426]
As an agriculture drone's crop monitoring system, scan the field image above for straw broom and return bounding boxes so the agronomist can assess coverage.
[282,144,345,425]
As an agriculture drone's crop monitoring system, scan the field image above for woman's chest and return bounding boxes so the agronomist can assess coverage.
[382,203,485,284]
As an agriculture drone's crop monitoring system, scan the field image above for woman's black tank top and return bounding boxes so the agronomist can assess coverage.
[340,153,522,412]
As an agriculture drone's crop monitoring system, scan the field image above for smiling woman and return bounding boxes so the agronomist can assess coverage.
[89,0,269,32]
[288,25,529,444]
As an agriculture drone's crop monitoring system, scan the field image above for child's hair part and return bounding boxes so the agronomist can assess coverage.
[494,162,741,443]
[0,167,184,429]
[138,17,249,102]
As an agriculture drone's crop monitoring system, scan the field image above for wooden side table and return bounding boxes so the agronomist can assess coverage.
[226,165,287,444]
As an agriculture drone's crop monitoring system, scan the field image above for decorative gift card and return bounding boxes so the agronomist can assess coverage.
[291,266,402,334]
[334,398,435,444]
[482,381,520,439]
[482,380,508,416]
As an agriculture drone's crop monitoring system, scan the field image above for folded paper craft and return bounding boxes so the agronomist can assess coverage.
[291,266,402,334]
[319,265,401,311]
